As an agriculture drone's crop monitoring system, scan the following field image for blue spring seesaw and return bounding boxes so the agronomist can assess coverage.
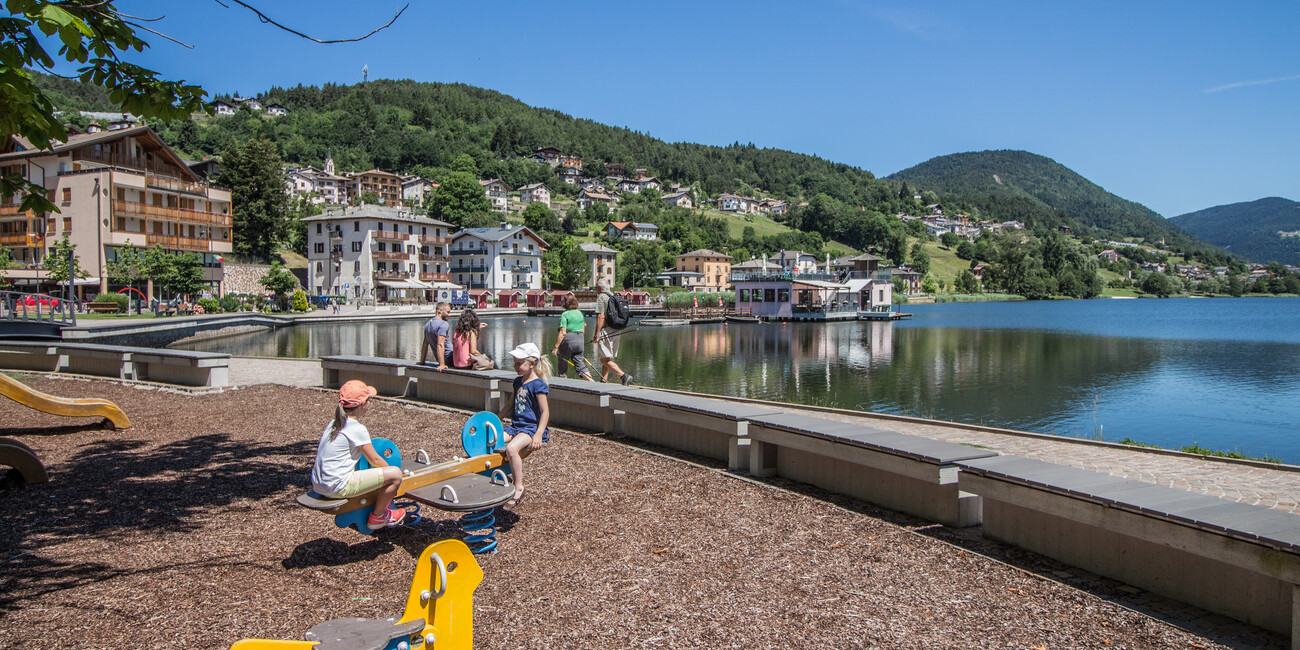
[297,412,525,552]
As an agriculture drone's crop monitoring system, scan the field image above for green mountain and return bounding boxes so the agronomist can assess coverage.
[887,150,1218,255]
[1169,197,1300,265]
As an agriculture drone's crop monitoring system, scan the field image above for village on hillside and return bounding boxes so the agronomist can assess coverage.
[3,114,1298,314]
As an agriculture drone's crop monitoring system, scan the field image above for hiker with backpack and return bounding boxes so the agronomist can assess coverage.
[592,280,634,385]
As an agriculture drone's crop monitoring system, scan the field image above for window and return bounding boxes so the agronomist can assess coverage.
[62,217,71,231]
[61,188,71,203]
[421,227,427,235]
[777,289,790,303]
[408,225,413,234]
[354,261,360,273]
[377,262,385,271]
[316,224,322,234]
[316,262,322,273]
[739,289,750,302]
[377,242,386,252]
[352,241,362,252]
[314,243,325,254]
[764,289,776,303]
[354,221,360,232]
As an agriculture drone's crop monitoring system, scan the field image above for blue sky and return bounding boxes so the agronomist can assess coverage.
[104,1,1299,217]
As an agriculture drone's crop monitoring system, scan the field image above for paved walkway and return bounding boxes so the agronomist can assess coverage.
[226,356,1300,516]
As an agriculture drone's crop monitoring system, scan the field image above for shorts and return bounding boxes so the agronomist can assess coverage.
[596,329,619,360]
[504,423,548,444]
[324,467,388,498]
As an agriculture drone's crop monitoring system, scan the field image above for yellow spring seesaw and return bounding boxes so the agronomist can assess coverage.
[230,538,482,650]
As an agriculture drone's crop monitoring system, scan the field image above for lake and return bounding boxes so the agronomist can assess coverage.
[174,297,1300,463]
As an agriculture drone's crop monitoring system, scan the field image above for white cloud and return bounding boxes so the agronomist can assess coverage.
[1204,73,1300,93]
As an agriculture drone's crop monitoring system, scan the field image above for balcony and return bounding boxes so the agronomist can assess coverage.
[419,272,451,282]
[419,253,450,263]
[451,248,488,256]
[502,250,542,258]
[451,265,488,273]
[0,232,39,247]
[418,234,450,245]
[372,270,409,280]
[71,149,206,189]
[371,251,409,261]
[0,205,38,218]
[369,229,408,242]
[113,200,231,228]
[511,265,535,273]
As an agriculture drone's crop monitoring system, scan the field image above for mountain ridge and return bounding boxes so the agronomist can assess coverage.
[1170,197,1300,265]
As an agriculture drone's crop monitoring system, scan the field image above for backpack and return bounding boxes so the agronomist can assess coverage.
[603,291,631,329]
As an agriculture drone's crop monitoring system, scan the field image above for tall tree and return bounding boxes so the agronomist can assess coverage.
[541,236,585,290]
[522,201,560,235]
[259,260,299,309]
[141,245,175,300]
[170,252,206,298]
[430,171,492,228]
[219,137,290,261]
[621,241,663,289]
[42,235,84,299]
[0,245,15,289]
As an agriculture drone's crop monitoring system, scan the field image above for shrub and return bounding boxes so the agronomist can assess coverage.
[91,292,128,311]
[219,295,240,312]
[197,298,221,314]
[291,289,309,312]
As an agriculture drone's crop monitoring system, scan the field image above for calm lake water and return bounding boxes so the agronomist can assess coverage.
[175,298,1300,463]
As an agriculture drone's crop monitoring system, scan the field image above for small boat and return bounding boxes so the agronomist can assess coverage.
[640,318,691,327]
[725,315,761,323]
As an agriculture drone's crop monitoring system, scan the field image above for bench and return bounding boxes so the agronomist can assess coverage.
[320,355,413,397]
[0,341,62,372]
[55,343,231,387]
[607,389,779,471]
[85,302,120,314]
[957,455,1300,641]
[545,377,640,433]
[746,412,996,527]
[55,343,136,380]
[407,364,502,412]
[130,349,230,387]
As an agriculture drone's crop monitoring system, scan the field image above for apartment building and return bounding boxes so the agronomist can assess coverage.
[579,242,617,288]
[675,249,733,292]
[0,125,232,296]
[302,204,454,301]
[479,179,511,212]
[347,169,402,207]
[451,223,547,291]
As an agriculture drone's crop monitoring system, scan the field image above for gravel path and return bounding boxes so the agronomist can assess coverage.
[0,375,1282,649]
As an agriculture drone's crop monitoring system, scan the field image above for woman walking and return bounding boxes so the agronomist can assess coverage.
[551,293,593,381]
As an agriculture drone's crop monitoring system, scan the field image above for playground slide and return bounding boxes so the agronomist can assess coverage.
[0,372,131,430]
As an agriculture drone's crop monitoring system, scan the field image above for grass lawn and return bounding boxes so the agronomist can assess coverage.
[920,241,969,284]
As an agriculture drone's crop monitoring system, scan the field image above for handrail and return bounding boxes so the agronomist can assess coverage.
[0,291,77,326]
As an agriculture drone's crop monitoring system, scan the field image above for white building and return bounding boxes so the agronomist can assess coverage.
[518,182,550,207]
[450,223,548,291]
[479,179,511,212]
[718,194,750,212]
[768,249,819,274]
[302,204,454,301]
[401,176,438,205]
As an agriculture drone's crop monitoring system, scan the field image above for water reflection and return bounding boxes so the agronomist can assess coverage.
[175,299,1300,462]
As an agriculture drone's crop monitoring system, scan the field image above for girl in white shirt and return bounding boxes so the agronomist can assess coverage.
[311,380,405,529]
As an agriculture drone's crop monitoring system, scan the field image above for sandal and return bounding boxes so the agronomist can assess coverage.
[503,489,526,511]
[367,507,405,528]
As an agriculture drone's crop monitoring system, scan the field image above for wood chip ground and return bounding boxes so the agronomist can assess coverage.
[0,376,1283,649]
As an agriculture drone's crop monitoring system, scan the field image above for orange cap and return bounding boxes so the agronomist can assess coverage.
[338,380,377,408]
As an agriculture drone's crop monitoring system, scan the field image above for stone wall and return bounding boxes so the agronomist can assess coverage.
[222,263,300,295]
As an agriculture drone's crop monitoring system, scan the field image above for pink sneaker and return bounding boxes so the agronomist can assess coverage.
[367,507,405,528]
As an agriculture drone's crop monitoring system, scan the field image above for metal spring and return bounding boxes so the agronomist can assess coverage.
[393,500,422,527]
[461,508,497,554]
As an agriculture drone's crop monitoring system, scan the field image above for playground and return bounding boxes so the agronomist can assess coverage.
[0,375,1268,649]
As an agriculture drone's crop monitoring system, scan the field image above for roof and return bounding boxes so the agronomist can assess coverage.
[579,242,617,254]
[731,259,781,270]
[301,204,453,226]
[479,178,512,190]
[0,125,200,183]
[518,182,547,191]
[452,224,548,249]
[678,249,732,260]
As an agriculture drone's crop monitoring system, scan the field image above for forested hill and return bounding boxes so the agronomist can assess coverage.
[100,77,903,213]
[1170,198,1300,265]
[887,150,1217,255]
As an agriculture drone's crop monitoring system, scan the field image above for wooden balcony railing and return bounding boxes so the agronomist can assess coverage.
[418,254,451,263]
[0,205,38,218]
[113,200,231,228]
[111,231,217,252]
[373,271,409,280]
[418,234,450,245]
[419,273,451,282]
[372,251,408,260]
[0,232,39,247]
[369,229,407,241]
